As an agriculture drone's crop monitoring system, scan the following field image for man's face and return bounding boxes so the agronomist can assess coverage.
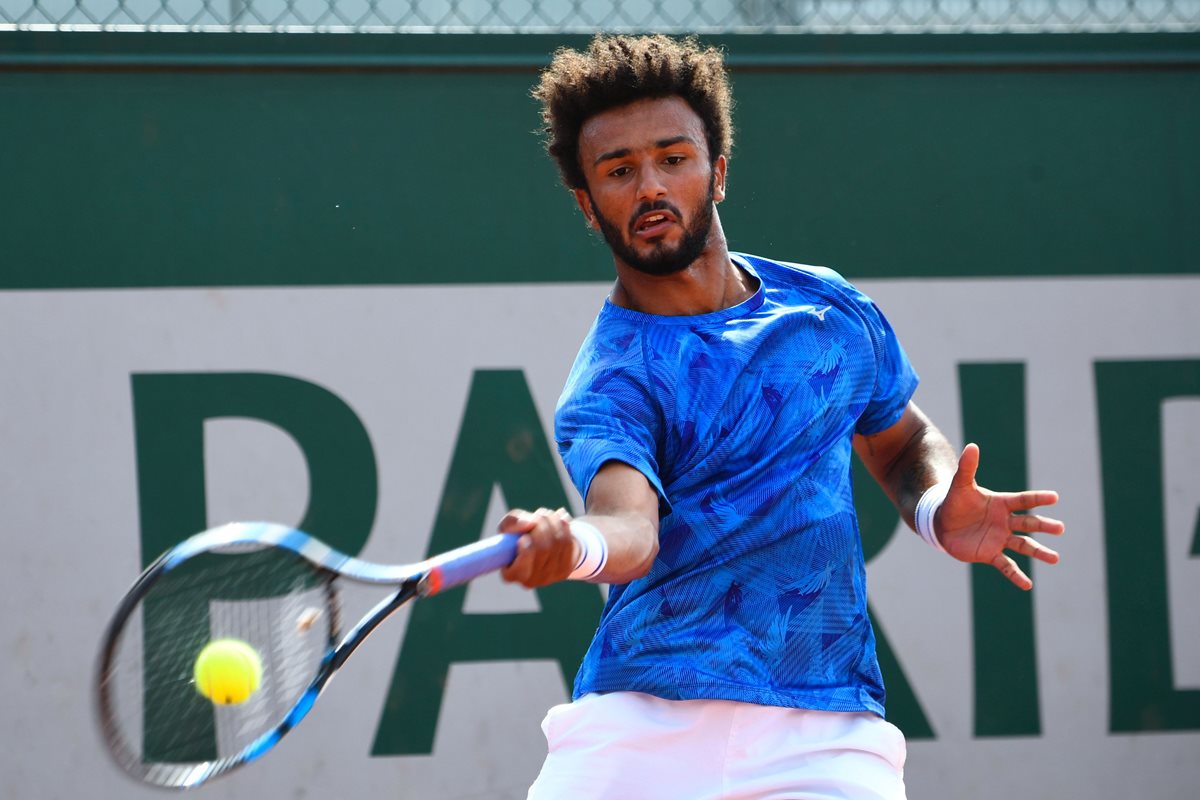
[573,96,726,277]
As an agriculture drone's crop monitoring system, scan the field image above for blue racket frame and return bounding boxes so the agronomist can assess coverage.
[96,522,519,789]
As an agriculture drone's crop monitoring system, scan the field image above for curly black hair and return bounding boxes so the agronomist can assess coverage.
[532,34,734,190]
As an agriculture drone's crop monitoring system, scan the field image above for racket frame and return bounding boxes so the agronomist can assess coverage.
[96,522,518,789]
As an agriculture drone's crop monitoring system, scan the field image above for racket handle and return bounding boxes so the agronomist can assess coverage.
[419,533,520,596]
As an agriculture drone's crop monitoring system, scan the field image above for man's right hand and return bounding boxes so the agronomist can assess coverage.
[499,507,580,588]
[498,461,661,588]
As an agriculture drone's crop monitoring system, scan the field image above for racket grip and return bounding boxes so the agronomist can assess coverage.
[420,533,521,596]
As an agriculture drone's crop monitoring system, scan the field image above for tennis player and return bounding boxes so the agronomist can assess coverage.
[499,35,1064,799]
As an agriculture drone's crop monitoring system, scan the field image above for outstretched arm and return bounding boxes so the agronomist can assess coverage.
[853,402,1064,590]
[498,460,660,588]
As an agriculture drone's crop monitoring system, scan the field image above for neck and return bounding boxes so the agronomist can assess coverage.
[610,215,753,316]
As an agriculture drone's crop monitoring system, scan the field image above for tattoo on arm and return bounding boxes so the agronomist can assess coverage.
[897,445,940,508]
[857,404,958,523]
[886,427,956,516]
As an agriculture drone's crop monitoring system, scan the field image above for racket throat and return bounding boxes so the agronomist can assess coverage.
[330,581,420,672]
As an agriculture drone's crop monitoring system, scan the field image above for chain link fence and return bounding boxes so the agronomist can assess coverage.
[2,0,1198,32]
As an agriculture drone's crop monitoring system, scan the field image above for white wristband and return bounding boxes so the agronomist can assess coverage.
[568,519,609,580]
[914,481,951,553]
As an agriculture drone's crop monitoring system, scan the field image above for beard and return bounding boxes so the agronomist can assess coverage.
[589,178,716,277]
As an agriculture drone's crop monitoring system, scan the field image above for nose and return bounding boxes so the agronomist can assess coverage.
[635,163,667,202]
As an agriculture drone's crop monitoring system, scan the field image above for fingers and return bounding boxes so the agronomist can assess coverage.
[951,443,981,490]
[498,507,577,589]
[1008,511,1065,537]
[992,553,1033,591]
[497,508,539,534]
[1006,533,1060,565]
[994,512,1061,589]
[1007,489,1060,512]
[496,506,574,536]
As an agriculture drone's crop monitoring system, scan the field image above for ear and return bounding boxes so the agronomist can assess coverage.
[712,154,728,204]
[573,188,600,231]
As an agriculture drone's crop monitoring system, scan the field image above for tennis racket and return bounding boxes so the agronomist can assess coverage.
[95,521,519,789]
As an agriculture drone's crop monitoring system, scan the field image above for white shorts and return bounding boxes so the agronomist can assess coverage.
[527,692,907,800]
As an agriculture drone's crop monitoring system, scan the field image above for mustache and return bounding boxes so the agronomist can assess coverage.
[628,200,683,234]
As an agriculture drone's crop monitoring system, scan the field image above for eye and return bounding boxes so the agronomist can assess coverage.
[664,155,685,166]
[608,165,631,178]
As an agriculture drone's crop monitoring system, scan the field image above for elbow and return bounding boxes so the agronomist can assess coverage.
[607,524,659,584]
[630,534,659,580]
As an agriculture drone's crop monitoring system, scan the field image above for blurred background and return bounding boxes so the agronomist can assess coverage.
[2,3,1198,799]
[4,0,1200,31]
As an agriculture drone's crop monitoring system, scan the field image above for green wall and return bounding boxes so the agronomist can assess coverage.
[1,31,1198,288]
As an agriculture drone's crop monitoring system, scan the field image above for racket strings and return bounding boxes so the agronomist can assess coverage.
[100,545,340,784]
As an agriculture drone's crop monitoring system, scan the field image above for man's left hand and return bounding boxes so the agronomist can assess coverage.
[937,443,1065,590]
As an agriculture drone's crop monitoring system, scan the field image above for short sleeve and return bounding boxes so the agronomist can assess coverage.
[555,360,672,517]
[850,292,919,436]
[781,261,919,436]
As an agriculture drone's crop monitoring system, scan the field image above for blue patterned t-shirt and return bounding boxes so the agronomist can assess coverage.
[555,253,919,717]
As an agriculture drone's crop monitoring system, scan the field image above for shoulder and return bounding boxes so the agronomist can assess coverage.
[733,252,878,315]
[569,308,645,377]
[558,309,651,410]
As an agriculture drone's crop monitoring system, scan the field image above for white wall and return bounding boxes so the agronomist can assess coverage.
[2,276,1198,798]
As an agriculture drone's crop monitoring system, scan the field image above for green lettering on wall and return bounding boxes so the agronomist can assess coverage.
[1096,359,1200,732]
[132,371,377,561]
[1191,508,1200,558]
[371,370,604,756]
[960,363,1041,737]
[854,457,935,739]
[131,371,378,761]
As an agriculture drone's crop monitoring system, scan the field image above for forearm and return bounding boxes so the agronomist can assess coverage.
[854,403,958,531]
[499,461,661,588]
[572,511,659,584]
[573,460,662,583]
[886,427,958,530]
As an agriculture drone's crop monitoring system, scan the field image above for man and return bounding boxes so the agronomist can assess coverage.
[498,35,1064,799]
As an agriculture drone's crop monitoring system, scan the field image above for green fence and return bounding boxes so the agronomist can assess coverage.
[2,31,1197,289]
[4,0,1199,32]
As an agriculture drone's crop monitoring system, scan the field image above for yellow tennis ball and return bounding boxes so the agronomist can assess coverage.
[193,638,262,705]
